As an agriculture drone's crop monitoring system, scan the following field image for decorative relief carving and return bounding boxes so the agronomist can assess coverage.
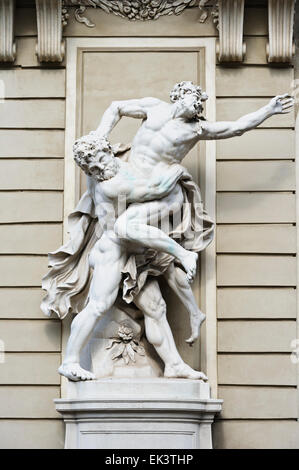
[35,0,65,62]
[0,0,16,63]
[267,0,295,63]
[216,0,246,62]
[106,325,146,365]
[198,0,219,25]
[73,5,95,27]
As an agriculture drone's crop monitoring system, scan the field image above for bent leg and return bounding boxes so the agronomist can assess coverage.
[164,263,206,345]
[59,232,126,381]
[115,184,197,282]
[134,279,207,381]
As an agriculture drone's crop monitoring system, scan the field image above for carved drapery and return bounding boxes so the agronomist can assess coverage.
[267,0,295,63]
[35,0,65,62]
[0,0,16,62]
[216,0,246,63]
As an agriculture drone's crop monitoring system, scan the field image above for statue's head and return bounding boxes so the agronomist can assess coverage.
[170,81,208,119]
[73,132,119,182]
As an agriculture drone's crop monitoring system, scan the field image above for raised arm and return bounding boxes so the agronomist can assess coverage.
[95,97,161,138]
[201,94,294,140]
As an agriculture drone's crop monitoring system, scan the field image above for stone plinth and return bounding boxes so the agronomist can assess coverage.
[55,378,222,449]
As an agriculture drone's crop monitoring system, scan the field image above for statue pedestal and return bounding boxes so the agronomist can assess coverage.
[55,378,222,449]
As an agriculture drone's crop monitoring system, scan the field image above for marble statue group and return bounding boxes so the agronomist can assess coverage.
[41,81,293,382]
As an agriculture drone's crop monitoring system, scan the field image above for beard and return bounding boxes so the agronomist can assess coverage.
[92,159,120,182]
[179,100,203,120]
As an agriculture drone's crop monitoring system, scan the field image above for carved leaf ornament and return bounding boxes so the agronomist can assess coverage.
[106,324,146,365]
[63,0,198,26]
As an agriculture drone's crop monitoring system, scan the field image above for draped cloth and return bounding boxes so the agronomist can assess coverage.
[41,169,214,319]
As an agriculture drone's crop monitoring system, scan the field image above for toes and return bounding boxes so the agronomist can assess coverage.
[185,337,195,346]
[200,373,208,381]
[58,364,95,382]
[68,373,80,382]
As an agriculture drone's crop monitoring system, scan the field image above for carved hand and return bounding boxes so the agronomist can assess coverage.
[268,94,294,115]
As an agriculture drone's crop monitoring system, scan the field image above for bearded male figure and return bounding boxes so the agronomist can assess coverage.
[42,81,293,382]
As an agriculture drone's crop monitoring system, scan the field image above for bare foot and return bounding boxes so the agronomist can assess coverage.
[58,362,95,382]
[185,311,206,345]
[180,251,198,283]
[164,362,208,381]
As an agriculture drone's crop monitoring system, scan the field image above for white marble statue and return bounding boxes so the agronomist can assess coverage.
[41,81,293,382]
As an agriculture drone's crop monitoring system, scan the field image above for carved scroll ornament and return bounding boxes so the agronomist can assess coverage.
[216,0,246,63]
[35,0,65,62]
[267,0,295,63]
[0,0,16,62]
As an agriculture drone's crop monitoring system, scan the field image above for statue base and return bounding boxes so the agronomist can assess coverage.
[55,378,222,449]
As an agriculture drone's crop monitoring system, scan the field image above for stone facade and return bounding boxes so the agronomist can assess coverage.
[0,0,298,449]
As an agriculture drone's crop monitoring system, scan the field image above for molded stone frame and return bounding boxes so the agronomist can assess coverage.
[63,37,218,399]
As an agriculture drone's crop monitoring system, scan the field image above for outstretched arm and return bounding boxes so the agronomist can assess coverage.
[201,94,294,140]
[95,97,161,137]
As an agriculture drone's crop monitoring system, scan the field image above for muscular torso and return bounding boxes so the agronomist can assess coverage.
[88,102,200,230]
[128,102,201,174]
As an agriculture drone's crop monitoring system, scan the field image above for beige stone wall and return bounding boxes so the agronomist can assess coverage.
[0,1,297,448]
[0,8,65,448]
[214,4,298,447]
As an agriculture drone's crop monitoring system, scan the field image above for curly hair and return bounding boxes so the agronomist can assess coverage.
[170,81,208,103]
[73,132,117,182]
